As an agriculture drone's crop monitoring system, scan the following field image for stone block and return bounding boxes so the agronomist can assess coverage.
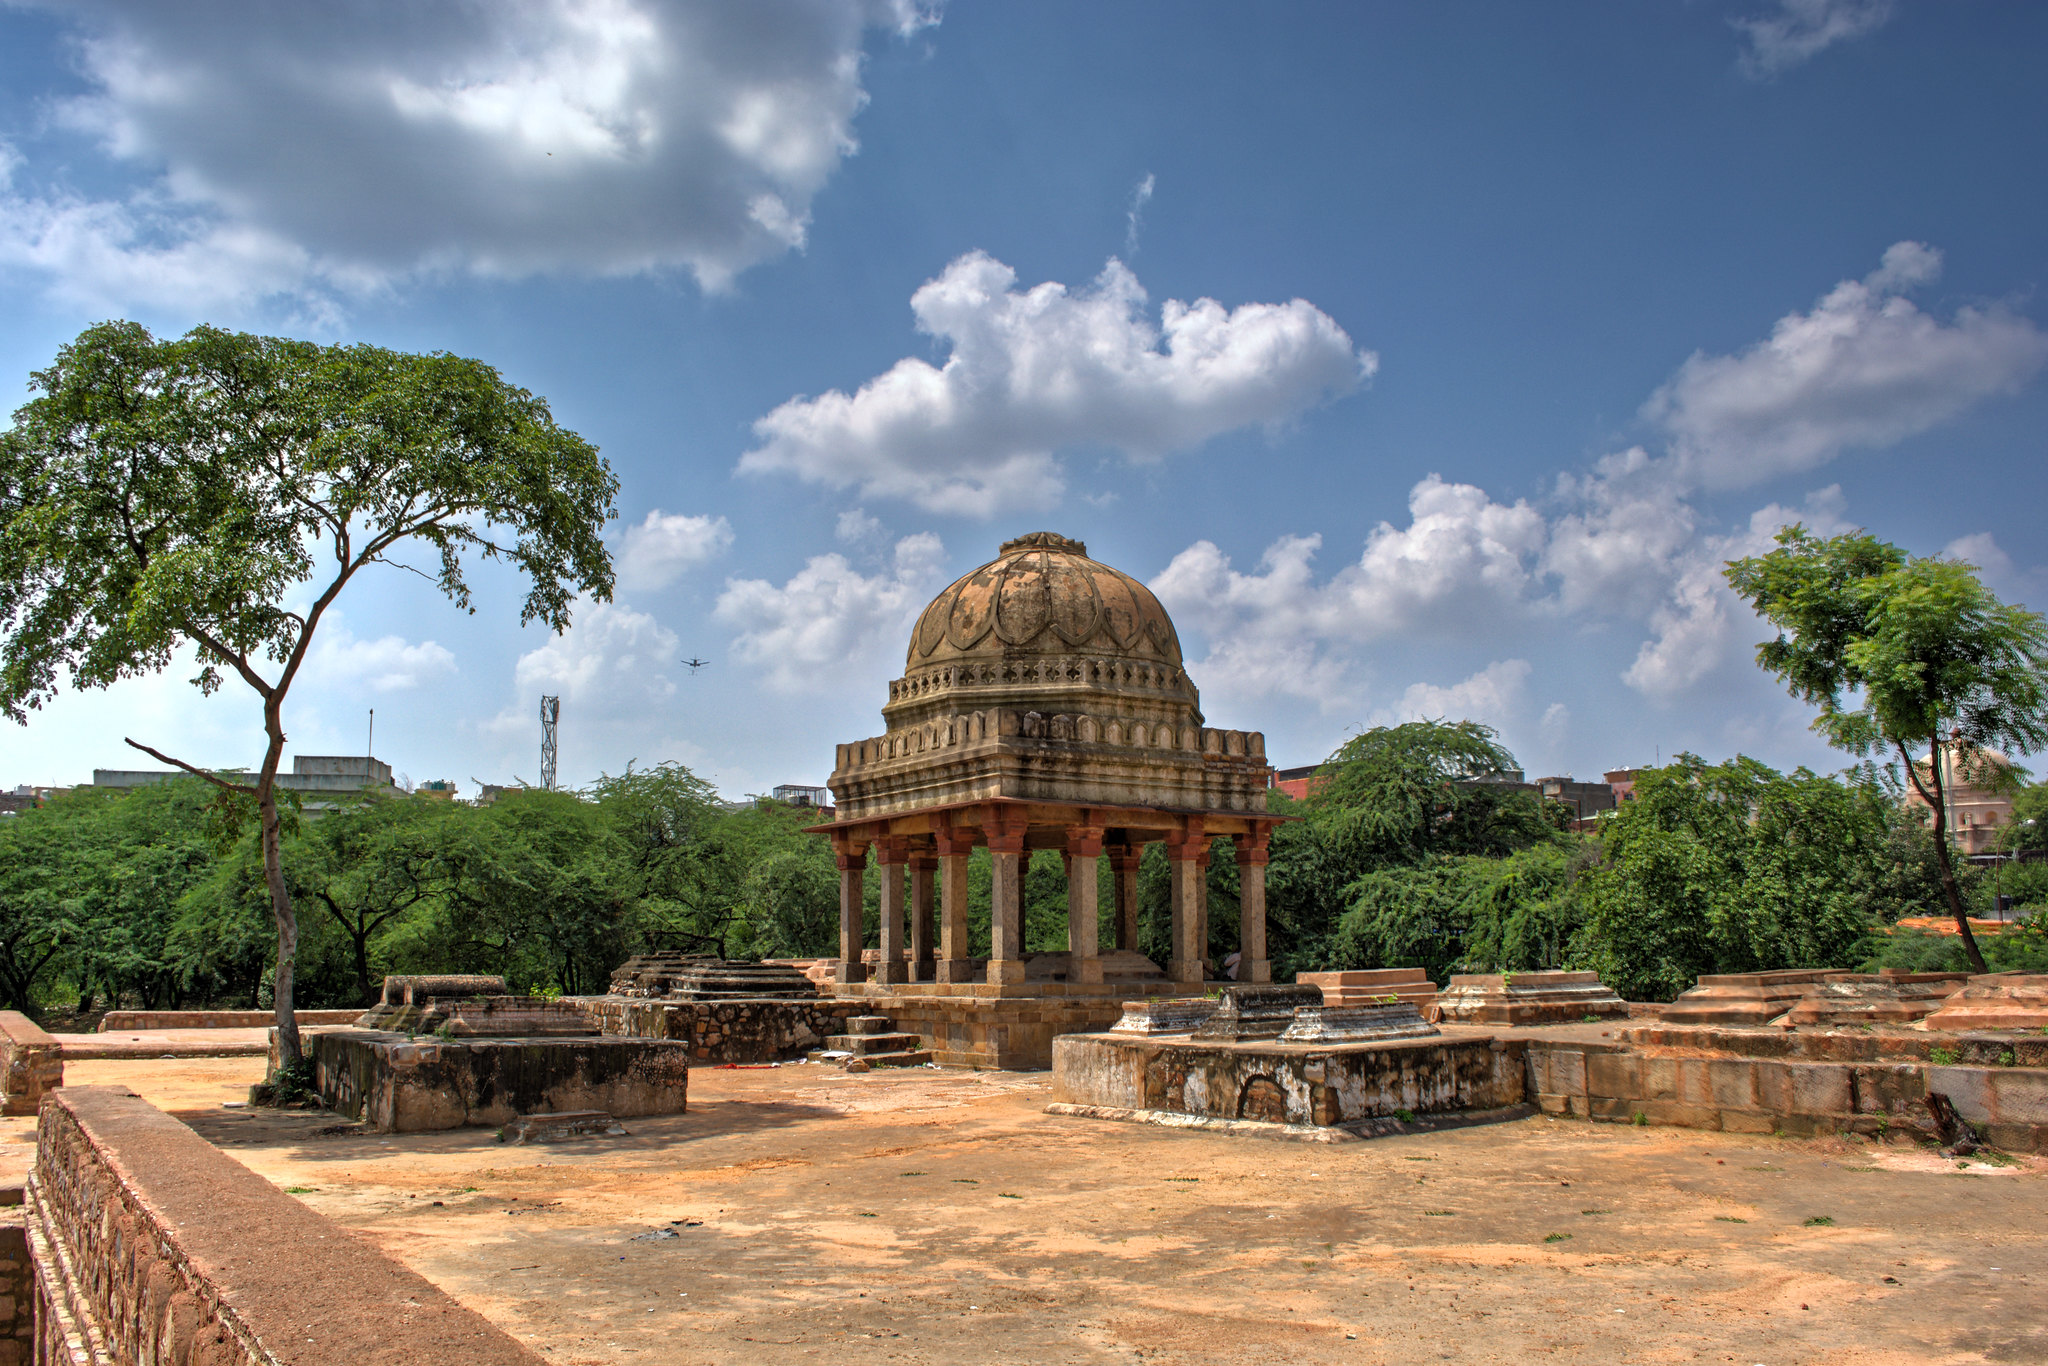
[1435,971,1627,1025]
[1278,1002,1439,1044]
[1110,999,1218,1035]
[1193,984,1323,1040]
[0,1013,60,1118]
[1657,969,1838,1027]
[312,1030,689,1132]
[1922,974,2048,1031]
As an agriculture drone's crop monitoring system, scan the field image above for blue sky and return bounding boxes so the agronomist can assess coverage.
[3,0,2046,797]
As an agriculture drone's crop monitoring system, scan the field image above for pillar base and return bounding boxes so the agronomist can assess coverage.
[988,958,1028,985]
[836,959,868,984]
[1169,958,1209,985]
[1071,955,1105,985]
[874,961,909,985]
[911,961,936,983]
[936,959,977,984]
[1243,959,1273,984]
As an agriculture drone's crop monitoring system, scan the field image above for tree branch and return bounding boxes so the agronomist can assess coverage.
[122,738,259,797]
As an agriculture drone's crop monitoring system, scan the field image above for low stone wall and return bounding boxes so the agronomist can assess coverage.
[97,1009,361,1032]
[1051,1032,1528,1130]
[1525,1035,2048,1152]
[0,1014,60,1118]
[0,1210,32,1366]
[27,1086,544,1364]
[581,996,868,1061]
[311,1030,691,1132]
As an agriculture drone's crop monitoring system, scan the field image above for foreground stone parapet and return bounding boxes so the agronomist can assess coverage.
[1923,974,2048,1032]
[1278,1002,1439,1044]
[1051,1030,1526,1136]
[0,1012,61,1118]
[98,1008,362,1031]
[1296,969,1437,1012]
[1193,984,1324,1040]
[312,1029,689,1132]
[1434,972,1627,1025]
[1778,972,1969,1027]
[1658,970,1841,1026]
[1109,998,1219,1035]
[29,1086,544,1364]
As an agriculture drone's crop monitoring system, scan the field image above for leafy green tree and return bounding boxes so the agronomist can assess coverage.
[1727,528,2048,972]
[0,322,617,1065]
[0,791,99,1015]
[289,796,452,1005]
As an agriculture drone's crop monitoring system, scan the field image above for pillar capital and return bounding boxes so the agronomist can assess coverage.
[1233,829,1271,866]
[872,835,912,865]
[834,844,868,872]
[1063,824,1105,860]
[1164,815,1207,855]
[933,825,979,858]
[1108,842,1144,873]
[981,803,1028,855]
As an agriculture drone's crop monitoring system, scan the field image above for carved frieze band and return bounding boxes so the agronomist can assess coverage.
[834,709,1267,774]
[887,655,1189,703]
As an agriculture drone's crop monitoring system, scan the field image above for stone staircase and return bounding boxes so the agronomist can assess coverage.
[822,1014,932,1067]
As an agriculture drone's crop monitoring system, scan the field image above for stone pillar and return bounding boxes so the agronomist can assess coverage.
[836,841,868,984]
[1166,818,1209,985]
[1065,825,1105,985]
[935,827,975,984]
[1234,828,1272,984]
[874,837,909,985]
[986,810,1028,986]
[1110,843,1142,953]
[909,850,938,983]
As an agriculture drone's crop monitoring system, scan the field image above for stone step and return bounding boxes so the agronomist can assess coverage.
[826,1032,924,1055]
[844,1015,897,1036]
[857,1049,934,1068]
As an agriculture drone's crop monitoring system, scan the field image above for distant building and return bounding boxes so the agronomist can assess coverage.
[0,784,61,816]
[769,784,833,816]
[94,755,394,816]
[416,779,459,801]
[1905,744,2018,856]
[1604,768,1648,804]
[1270,765,1322,802]
[1534,775,1617,821]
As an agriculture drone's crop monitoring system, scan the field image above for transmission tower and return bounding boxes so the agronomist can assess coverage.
[539,695,560,791]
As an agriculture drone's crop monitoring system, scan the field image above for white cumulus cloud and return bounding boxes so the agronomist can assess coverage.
[0,0,936,314]
[508,598,681,717]
[1733,0,1896,79]
[714,532,947,692]
[616,509,734,591]
[1367,659,1533,732]
[738,251,1374,516]
[1645,242,2048,490]
[307,623,457,693]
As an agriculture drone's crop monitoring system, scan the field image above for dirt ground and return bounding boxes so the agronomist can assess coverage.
[15,1055,2048,1366]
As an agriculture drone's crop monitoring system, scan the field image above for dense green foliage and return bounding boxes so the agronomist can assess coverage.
[0,767,840,1020]
[1726,526,2048,971]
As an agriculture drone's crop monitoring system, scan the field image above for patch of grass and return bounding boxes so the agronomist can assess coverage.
[1163,1176,1200,1182]
[997,1193,1022,1199]
[1631,1112,1648,1126]
[1579,1209,1611,1215]
[899,1171,925,1177]
[462,1186,478,1193]
[1715,1216,1748,1224]
[1930,1046,1960,1066]
[1582,1014,1600,1023]
[1393,1108,1417,1122]
[1842,1165,1881,1172]
[859,1212,878,1218]
[283,1186,316,1195]
[1803,1216,1835,1227]
[951,1178,979,1184]
[1997,1050,2017,1067]
[1745,1165,1783,1172]
[1402,1156,1434,1162]
[1423,1210,1455,1217]
[1544,1232,1571,1243]
[1300,1259,1317,1269]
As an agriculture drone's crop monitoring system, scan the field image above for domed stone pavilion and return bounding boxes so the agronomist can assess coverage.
[813,533,1276,1035]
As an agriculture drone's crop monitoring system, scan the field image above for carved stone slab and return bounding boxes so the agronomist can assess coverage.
[1193,983,1324,1040]
[1278,1002,1440,1044]
[1109,998,1220,1035]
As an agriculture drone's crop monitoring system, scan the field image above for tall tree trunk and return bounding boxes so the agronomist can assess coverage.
[262,787,302,1068]
[1921,737,1989,975]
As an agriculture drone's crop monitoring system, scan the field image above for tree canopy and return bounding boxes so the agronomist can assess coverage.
[0,321,618,1065]
[1726,526,2048,971]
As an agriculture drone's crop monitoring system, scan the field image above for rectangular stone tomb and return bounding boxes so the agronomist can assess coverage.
[1109,998,1220,1035]
[503,1109,626,1143]
[1050,1030,1526,1137]
[1434,971,1627,1025]
[1923,974,2048,1032]
[311,1029,689,1132]
[1193,984,1324,1040]
[1296,969,1437,1011]
[1777,973,1969,1027]
[1278,1001,1439,1043]
[1658,969,1841,1027]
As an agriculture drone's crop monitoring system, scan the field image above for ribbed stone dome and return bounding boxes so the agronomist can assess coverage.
[907,532,1183,669]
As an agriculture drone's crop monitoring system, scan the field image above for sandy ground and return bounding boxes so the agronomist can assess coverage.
[12,1055,2047,1366]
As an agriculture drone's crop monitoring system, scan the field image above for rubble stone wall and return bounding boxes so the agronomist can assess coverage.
[27,1086,544,1364]
[581,997,870,1061]
[0,1014,60,1119]
[0,1213,32,1366]
[1525,1037,2048,1152]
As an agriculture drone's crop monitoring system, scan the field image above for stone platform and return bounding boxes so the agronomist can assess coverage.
[1049,1029,1527,1139]
[1922,974,2048,1031]
[609,952,820,1000]
[1777,972,1969,1027]
[1658,969,1842,1026]
[309,1029,690,1132]
[1434,971,1627,1025]
[1296,968,1437,1012]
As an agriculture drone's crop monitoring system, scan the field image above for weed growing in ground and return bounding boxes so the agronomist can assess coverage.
[1930,1046,1960,1066]
[284,1186,315,1194]
[1393,1108,1416,1122]
[1804,1216,1836,1227]
[1544,1233,1571,1243]
[1715,1216,1748,1223]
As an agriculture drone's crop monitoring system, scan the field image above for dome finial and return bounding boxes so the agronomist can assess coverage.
[999,531,1088,558]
